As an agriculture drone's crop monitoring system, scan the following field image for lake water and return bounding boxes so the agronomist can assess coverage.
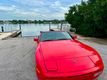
[0,23,69,37]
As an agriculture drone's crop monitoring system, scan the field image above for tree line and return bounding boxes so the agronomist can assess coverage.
[0,20,66,24]
[65,0,107,37]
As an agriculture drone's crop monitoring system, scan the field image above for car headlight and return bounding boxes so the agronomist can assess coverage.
[89,55,101,66]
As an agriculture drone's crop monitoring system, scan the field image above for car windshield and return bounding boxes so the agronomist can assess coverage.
[40,31,72,41]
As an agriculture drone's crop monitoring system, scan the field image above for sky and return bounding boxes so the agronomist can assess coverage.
[0,0,86,20]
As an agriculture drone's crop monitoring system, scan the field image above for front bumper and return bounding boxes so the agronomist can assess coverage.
[36,66,103,80]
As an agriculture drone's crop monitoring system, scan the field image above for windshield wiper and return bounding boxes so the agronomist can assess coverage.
[56,38,69,40]
[42,40,55,42]
[42,38,69,42]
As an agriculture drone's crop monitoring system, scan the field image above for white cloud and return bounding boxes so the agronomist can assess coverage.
[0,5,16,11]
[50,12,65,19]
[69,2,81,6]
[83,0,88,2]
[0,4,38,17]
[14,9,37,17]
[11,0,46,6]
[51,1,61,8]
[0,0,82,20]
[51,1,68,12]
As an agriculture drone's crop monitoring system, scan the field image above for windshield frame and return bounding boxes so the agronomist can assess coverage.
[39,31,73,42]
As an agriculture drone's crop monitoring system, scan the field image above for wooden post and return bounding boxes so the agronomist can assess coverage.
[11,26,12,31]
[19,24,21,30]
[49,22,51,31]
[60,22,63,31]
[57,24,59,29]
[1,26,4,32]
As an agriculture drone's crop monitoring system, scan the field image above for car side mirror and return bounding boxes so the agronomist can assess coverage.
[34,38,39,43]
[73,36,77,39]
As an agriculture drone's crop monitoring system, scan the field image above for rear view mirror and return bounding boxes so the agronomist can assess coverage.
[73,36,77,39]
[34,38,39,43]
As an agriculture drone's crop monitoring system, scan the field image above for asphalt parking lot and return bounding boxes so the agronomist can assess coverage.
[0,37,106,80]
[0,38,37,80]
[79,38,107,80]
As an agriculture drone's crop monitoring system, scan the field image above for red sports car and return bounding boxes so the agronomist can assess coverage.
[34,31,104,80]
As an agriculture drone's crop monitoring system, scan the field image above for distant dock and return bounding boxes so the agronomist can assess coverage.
[49,28,61,31]
[0,30,21,40]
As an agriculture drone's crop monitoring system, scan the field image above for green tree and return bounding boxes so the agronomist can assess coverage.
[65,0,107,37]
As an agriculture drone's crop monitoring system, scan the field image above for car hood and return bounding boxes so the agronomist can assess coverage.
[40,40,97,72]
[40,40,95,60]
[45,56,95,72]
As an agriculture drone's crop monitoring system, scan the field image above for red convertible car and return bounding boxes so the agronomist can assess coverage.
[34,31,104,80]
